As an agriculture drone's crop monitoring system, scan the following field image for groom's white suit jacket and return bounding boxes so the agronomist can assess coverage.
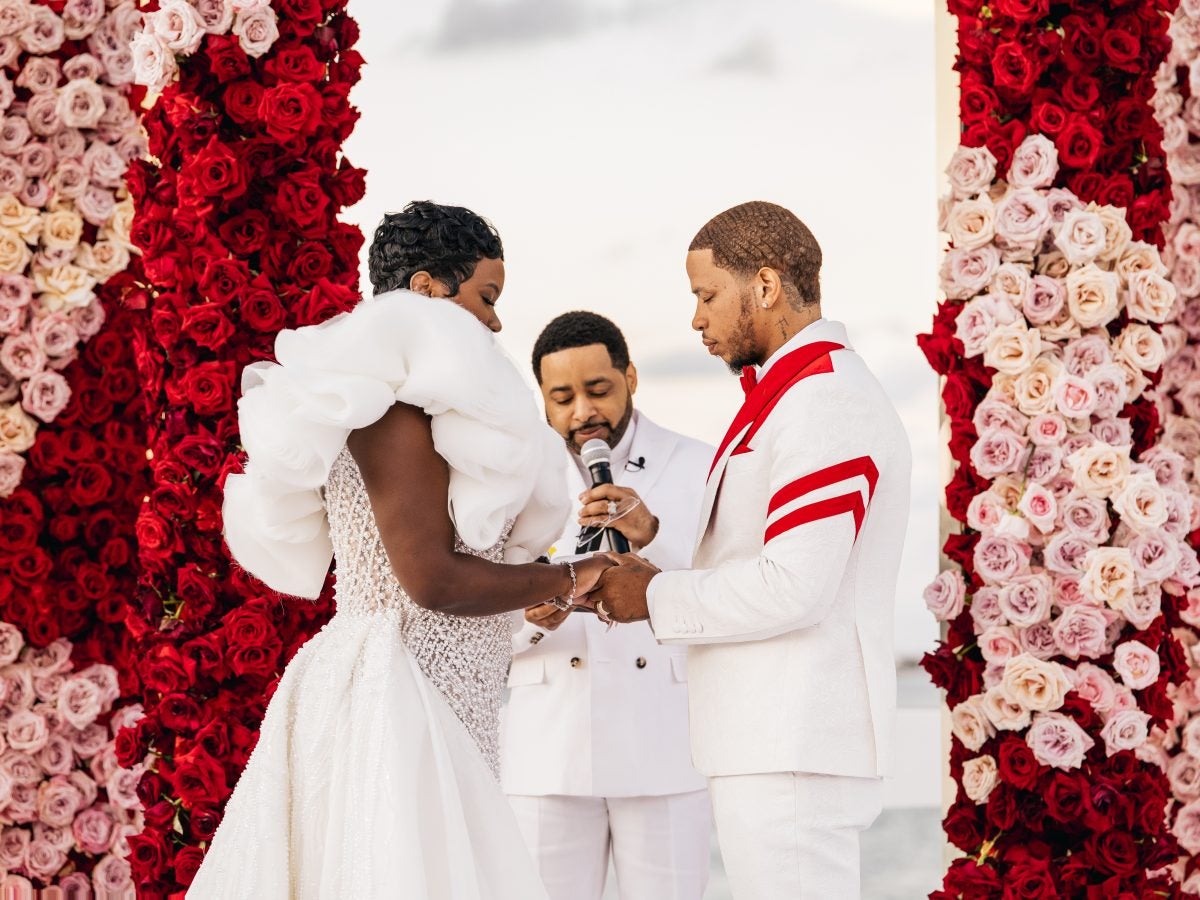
[501,413,712,798]
[648,318,912,779]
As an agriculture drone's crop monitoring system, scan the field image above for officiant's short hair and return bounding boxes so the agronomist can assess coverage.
[689,201,822,308]
[531,311,630,384]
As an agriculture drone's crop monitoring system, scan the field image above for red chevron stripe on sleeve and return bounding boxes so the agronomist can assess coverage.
[764,456,878,544]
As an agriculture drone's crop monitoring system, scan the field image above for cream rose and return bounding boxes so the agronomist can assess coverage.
[1067,444,1131,498]
[945,194,996,251]
[963,755,999,804]
[1080,546,1135,612]
[232,5,279,58]
[1127,270,1179,324]
[1113,640,1161,690]
[41,208,82,253]
[1007,134,1058,189]
[1066,264,1121,328]
[0,402,35,453]
[1000,653,1071,712]
[984,323,1041,376]
[981,684,1032,731]
[1054,209,1106,264]
[946,145,997,199]
[950,696,994,751]
[1111,472,1170,534]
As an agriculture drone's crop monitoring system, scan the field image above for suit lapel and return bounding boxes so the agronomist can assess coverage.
[622,415,678,501]
[694,420,751,554]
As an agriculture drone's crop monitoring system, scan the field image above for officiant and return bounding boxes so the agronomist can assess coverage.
[500,311,713,900]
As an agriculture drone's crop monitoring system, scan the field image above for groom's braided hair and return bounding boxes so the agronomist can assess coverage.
[368,200,504,297]
[689,201,822,309]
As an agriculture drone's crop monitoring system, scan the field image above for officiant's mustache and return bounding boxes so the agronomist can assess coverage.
[569,419,611,444]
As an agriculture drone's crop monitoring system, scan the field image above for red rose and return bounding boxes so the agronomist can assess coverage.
[1061,73,1100,111]
[284,241,334,286]
[0,511,38,550]
[172,748,229,807]
[998,736,1042,790]
[942,858,1002,897]
[136,508,181,560]
[181,306,236,351]
[273,172,331,236]
[182,632,228,683]
[175,431,227,478]
[258,82,323,142]
[1002,861,1058,898]
[143,643,191,694]
[1061,15,1103,73]
[177,361,236,416]
[1044,771,1085,824]
[127,830,171,879]
[188,805,222,842]
[991,41,1040,96]
[921,644,983,708]
[1055,117,1103,170]
[187,138,247,203]
[943,800,985,852]
[67,462,114,506]
[1086,830,1140,876]
[277,0,323,23]
[330,158,366,208]
[10,548,51,586]
[992,0,1048,22]
[205,33,252,83]
[1101,28,1141,71]
[1030,99,1067,136]
[265,46,326,82]
[142,800,176,831]
[241,286,289,332]
[115,722,148,767]
[217,209,270,253]
[201,258,251,304]
[223,80,264,127]
[295,278,357,325]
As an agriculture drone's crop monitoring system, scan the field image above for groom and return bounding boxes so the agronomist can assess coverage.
[589,201,912,899]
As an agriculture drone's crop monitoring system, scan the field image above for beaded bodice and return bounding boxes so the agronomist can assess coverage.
[324,448,513,774]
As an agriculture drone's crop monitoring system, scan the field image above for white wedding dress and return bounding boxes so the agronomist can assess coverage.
[188,292,568,899]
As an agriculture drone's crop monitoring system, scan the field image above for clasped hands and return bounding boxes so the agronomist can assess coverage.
[525,552,662,630]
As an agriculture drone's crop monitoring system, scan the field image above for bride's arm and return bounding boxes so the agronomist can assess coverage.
[348,400,597,617]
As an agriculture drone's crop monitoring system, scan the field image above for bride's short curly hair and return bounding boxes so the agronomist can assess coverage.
[368,201,504,297]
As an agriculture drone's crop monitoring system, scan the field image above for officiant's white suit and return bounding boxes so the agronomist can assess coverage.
[646,318,912,899]
[502,412,713,900]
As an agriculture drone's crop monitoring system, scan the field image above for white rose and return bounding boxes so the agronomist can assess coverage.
[983,323,1041,376]
[1127,270,1179,324]
[962,755,999,804]
[1066,264,1121,328]
[1054,209,1106,265]
[945,194,996,251]
[1080,546,1135,612]
[1000,653,1071,712]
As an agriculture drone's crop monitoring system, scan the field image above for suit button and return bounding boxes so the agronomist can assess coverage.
[570,657,582,668]
[635,657,647,669]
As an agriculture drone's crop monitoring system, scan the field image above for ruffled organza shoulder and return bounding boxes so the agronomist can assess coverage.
[222,290,568,599]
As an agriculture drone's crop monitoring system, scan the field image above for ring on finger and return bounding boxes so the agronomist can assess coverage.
[607,500,618,517]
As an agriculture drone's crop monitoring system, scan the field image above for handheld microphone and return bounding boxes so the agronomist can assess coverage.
[577,439,630,554]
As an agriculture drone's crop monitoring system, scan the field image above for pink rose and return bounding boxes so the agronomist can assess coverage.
[973,398,1028,436]
[49,126,84,161]
[994,189,1050,252]
[951,696,995,751]
[92,852,133,895]
[1044,533,1097,576]
[1063,334,1113,376]
[940,246,1000,299]
[1017,621,1058,660]
[979,626,1021,665]
[1127,271,1178,324]
[16,57,59,94]
[153,0,206,54]
[26,639,70,678]
[1053,574,1087,608]
[1052,373,1098,418]
[974,534,1031,585]
[1091,417,1132,447]
[69,298,105,340]
[6,709,48,753]
[923,569,966,622]
[88,746,117,787]
[0,334,46,379]
[130,31,177,93]
[68,769,97,810]
[945,145,997,199]
[105,764,142,811]
[970,587,1005,630]
[195,0,234,33]
[0,1,30,38]
[36,775,82,828]
[17,177,48,209]
[68,722,108,759]
[1017,483,1057,533]
[1060,494,1111,544]
[0,625,24,668]
[956,294,1019,357]
[1070,662,1117,713]
[1023,274,1066,325]
[54,78,104,130]
[20,6,64,54]
[1175,800,1200,855]
[232,5,278,58]
[24,92,59,137]
[35,734,72,777]
[1055,209,1106,264]
[76,184,114,227]
[1044,188,1083,224]
[1113,640,1161,690]
[1025,444,1064,484]
[0,826,29,869]
[970,427,1028,478]
[72,804,115,855]
[83,142,126,189]
[57,676,102,730]
[61,52,103,83]
[106,704,143,738]
[997,574,1053,628]
[1124,585,1163,631]
[1028,413,1067,447]
[1026,711,1095,769]
[2,665,34,710]
[1052,604,1109,660]
[20,370,69,424]
[1169,754,1200,802]
[1007,134,1059,189]
[1168,544,1200,592]
[1100,709,1150,757]
[1128,530,1182,585]
[25,836,66,881]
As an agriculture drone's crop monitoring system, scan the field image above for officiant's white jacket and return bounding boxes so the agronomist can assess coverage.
[648,318,912,779]
[501,413,712,798]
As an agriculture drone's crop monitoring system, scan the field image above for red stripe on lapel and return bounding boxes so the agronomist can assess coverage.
[708,341,844,481]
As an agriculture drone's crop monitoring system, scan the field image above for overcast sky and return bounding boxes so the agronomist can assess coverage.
[342,0,940,660]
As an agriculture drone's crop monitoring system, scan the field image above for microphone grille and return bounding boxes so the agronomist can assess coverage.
[580,439,612,468]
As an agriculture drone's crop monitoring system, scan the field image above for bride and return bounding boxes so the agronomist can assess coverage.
[188,201,611,898]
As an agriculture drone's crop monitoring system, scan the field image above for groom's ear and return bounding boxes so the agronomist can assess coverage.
[625,362,638,395]
[755,266,785,309]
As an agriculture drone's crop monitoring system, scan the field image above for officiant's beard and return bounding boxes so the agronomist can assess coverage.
[724,289,761,375]
[566,396,634,454]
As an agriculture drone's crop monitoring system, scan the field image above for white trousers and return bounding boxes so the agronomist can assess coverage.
[708,772,883,900]
[508,790,711,900]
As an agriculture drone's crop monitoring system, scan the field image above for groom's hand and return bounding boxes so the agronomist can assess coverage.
[591,553,660,623]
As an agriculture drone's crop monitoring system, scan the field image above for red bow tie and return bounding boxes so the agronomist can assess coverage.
[739,367,758,396]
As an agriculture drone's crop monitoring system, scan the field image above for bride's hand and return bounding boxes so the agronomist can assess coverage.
[570,554,617,600]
